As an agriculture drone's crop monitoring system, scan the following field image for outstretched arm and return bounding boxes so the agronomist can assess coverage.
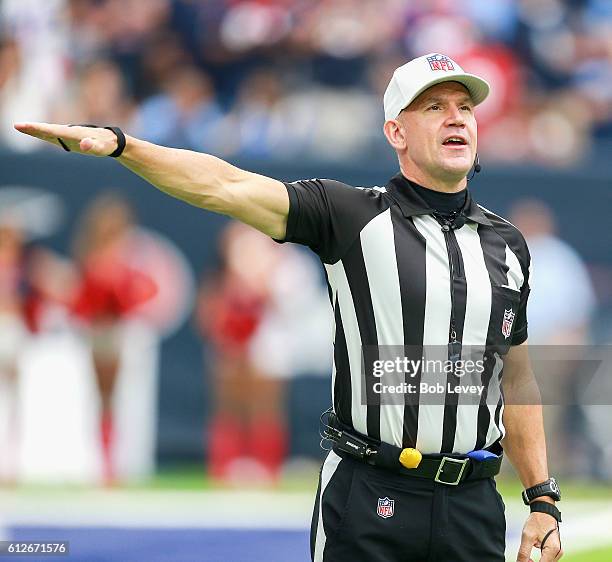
[13,123,289,239]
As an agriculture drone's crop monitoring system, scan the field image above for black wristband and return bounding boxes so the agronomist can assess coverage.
[104,126,126,158]
[530,501,562,523]
[57,124,126,157]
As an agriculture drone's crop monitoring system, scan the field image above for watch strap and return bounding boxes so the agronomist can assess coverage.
[522,478,561,505]
[530,501,562,523]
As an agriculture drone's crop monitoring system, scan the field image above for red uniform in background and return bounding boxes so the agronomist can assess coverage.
[73,256,157,321]
[197,222,288,483]
[204,275,265,354]
[72,195,157,485]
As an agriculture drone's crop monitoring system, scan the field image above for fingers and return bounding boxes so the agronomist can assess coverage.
[80,138,96,152]
[14,121,43,134]
[540,537,563,561]
[516,532,535,562]
[14,122,71,140]
[14,122,76,150]
[14,122,112,156]
[538,525,562,561]
[80,136,112,156]
[540,547,563,561]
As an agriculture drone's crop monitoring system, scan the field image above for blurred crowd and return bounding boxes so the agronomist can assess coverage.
[0,0,611,487]
[0,185,331,486]
[0,191,185,484]
[2,0,612,165]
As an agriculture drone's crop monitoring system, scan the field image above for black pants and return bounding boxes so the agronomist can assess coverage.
[311,450,506,562]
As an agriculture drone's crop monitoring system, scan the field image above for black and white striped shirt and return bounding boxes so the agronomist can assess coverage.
[279,173,531,455]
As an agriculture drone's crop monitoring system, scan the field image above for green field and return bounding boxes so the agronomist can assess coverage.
[147,468,612,562]
[7,465,612,562]
[11,462,611,499]
[4,467,612,561]
[564,545,612,561]
[148,465,612,497]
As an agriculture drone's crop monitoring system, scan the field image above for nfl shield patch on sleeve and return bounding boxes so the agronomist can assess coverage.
[502,308,515,339]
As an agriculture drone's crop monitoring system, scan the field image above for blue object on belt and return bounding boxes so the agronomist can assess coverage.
[467,449,499,462]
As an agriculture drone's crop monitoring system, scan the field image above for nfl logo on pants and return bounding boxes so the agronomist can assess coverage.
[377,497,395,519]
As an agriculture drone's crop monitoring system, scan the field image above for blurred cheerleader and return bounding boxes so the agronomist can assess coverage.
[72,194,157,484]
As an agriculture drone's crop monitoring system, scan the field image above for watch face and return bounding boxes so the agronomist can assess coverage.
[549,478,560,496]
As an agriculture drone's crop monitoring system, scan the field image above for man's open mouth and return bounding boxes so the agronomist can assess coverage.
[442,136,468,146]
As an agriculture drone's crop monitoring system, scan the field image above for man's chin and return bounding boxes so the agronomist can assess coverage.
[441,166,471,181]
[438,161,471,181]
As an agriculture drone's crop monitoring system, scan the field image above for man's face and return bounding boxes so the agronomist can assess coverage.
[396,82,477,182]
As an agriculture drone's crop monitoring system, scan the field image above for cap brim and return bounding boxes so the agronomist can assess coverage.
[402,73,490,114]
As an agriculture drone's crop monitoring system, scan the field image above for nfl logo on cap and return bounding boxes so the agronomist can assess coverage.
[383,52,490,121]
[427,54,455,71]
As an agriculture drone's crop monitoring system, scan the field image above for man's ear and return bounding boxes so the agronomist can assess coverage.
[383,119,407,151]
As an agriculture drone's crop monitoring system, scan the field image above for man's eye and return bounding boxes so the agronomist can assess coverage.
[461,105,473,112]
[429,104,440,111]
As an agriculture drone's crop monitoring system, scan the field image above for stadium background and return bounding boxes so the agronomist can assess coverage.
[1,1,611,561]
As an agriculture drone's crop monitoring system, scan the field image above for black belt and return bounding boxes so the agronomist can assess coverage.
[332,445,502,485]
[323,412,502,485]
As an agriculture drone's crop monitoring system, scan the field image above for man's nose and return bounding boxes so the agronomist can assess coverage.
[445,105,466,126]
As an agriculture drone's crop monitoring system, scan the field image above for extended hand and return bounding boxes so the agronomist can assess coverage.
[14,122,118,157]
[517,512,563,562]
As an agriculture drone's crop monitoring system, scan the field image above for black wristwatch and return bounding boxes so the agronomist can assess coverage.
[522,477,561,505]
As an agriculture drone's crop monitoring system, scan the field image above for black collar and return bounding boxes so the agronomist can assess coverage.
[384,173,492,226]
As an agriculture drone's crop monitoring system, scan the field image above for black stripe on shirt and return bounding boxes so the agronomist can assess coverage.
[341,237,381,441]
[392,212,427,448]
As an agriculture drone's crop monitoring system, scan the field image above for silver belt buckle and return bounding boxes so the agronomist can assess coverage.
[435,457,468,486]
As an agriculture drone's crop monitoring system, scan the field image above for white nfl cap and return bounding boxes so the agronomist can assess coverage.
[383,53,490,121]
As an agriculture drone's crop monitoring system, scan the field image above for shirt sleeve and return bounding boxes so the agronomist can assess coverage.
[511,247,531,346]
[275,178,385,264]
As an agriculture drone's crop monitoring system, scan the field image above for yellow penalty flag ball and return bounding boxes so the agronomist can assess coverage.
[399,448,422,469]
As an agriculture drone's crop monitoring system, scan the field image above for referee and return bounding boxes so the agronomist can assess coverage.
[15,52,563,562]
